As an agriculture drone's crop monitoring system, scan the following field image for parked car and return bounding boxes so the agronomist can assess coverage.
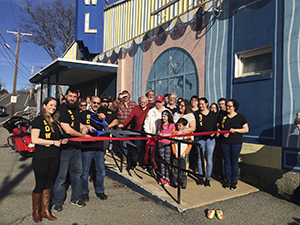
[0,105,7,116]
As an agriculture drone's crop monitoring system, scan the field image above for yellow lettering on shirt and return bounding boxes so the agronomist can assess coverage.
[86,114,90,124]
[199,114,203,126]
[221,116,227,129]
[43,120,50,132]
[45,133,51,139]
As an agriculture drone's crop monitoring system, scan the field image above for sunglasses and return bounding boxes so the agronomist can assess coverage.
[93,102,101,105]
[81,104,87,107]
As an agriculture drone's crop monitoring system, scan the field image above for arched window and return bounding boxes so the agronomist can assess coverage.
[146,47,198,99]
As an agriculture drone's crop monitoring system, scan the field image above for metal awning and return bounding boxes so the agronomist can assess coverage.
[29,58,118,86]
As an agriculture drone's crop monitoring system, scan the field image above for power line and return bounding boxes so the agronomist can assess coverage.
[8,0,18,27]
[0,48,30,79]
[0,33,32,73]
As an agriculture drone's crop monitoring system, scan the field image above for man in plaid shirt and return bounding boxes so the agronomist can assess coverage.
[111,90,137,125]
[111,90,137,162]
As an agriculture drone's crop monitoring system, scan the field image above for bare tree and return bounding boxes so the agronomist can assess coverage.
[19,0,75,60]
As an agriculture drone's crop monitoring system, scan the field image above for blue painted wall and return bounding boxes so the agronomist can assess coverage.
[230,0,283,147]
[282,0,300,172]
[75,0,119,53]
[206,0,283,146]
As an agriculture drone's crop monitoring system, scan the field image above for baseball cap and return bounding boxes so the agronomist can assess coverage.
[155,95,163,102]
[101,97,109,102]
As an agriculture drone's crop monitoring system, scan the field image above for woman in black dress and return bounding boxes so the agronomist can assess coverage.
[31,97,67,222]
[219,99,249,190]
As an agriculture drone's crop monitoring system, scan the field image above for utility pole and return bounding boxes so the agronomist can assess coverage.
[30,66,34,99]
[7,30,32,117]
[29,66,43,100]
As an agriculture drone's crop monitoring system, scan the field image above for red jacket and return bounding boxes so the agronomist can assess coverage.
[122,105,150,131]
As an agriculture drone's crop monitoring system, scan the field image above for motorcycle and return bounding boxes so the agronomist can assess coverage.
[3,113,35,157]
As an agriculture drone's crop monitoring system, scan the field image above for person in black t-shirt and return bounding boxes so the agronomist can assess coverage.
[52,87,94,212]
[194,97,217,187]
[98,96,118,152]
[219,99,249,190]
[31,97,68,222]
[217,97,227,126]
[98,96,118,128]
[80,96,108,201]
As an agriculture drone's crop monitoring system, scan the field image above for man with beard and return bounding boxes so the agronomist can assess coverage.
[111,90,137,162]
[98,96,118,128]
[146,90,155,108]
[98,96,118,152]
[80,96,108,202]
[52,87,94,212]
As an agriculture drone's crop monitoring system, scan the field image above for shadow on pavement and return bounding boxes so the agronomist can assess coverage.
[0,162,32,203]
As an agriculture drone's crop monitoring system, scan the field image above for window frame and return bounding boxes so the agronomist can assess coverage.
[235,45,273,78]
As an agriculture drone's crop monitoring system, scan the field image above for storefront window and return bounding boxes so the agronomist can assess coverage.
[146,47,198,99]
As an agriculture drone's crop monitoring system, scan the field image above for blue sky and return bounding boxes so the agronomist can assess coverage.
[0,0,74,93]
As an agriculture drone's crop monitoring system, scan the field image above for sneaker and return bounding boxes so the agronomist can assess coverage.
[163,178,170,186]
[82,193,89,202]
[142,165,147,171]
[230,181,237,190]
[207,208,215,219]
[53,204,63,212]
[223,180,231,189]
[96,192,108,200]
[216,208,224,219]
[173,181,178,188]
[204,179,211,187]
[159,178,164,185]
[129,166,135,172]
[71,200,86,208]
[181,182,187,189]
[196,179,203,186]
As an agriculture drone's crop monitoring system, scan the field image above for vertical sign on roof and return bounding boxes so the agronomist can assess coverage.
[85,0,97,33]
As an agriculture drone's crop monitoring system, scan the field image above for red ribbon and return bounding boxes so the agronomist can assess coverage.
[68,130,231,142]
[68,130,232,169]
[144,136,160,169]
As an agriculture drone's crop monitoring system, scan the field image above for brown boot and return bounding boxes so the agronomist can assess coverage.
[32,192,42,223]
[40,189,56,221]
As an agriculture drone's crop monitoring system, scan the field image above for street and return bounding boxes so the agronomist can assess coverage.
[0,93,30,125]
[0,123,299,224]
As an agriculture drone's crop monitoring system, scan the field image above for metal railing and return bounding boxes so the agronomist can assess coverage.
[107,129,205,204]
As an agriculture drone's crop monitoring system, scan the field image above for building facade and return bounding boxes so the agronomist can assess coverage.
[32,0,300,194]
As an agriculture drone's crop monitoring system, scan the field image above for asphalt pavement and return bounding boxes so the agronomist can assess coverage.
[0,123,299,225]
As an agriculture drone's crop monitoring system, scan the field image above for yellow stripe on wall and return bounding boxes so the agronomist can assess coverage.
[103,0,205,52]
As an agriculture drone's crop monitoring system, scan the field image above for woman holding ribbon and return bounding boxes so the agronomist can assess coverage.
[31,97,68,222]
[194,97,217,187]
[219,99,249,190]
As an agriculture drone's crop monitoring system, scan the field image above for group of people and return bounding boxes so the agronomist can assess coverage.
[30,87,249,223]
[30,87,119,222]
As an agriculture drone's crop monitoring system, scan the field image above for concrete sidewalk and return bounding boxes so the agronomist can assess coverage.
[104,153,259,212]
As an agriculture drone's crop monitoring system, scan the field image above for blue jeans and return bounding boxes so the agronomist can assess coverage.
[81,149,105,194]
[221,143,242,182]
[52,149,83,205]
[197,138,216,180]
